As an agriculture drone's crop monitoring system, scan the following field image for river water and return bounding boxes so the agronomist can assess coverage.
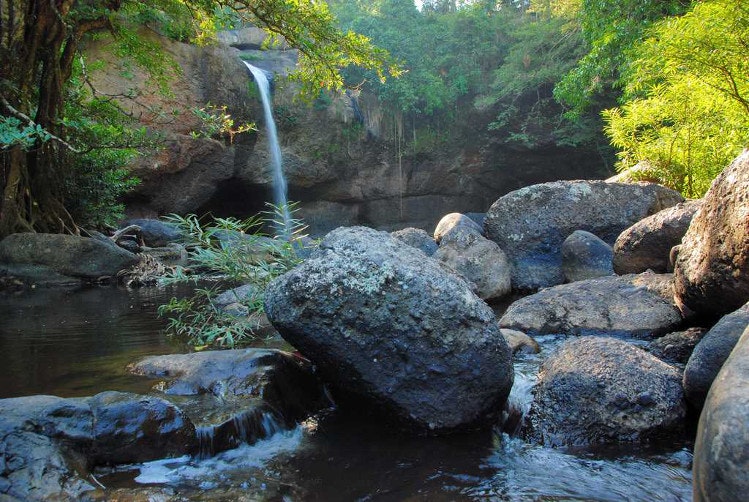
[0,285,693,500]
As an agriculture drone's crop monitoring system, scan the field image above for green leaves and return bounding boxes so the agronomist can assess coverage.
[158,204,311,348]
[603,0,749,197]
[0,117,52,150]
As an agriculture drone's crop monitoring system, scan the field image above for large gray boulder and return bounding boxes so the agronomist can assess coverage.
[613,200,702,274]
[674,150,749,318]
[683,302,749,409]
[499,273,683,339]
[484,181,683,290]
[434,229,512,300]
[264,226,514,432]
[561,230,614,282]
[0,233,139,279]
[525,337,686,446]
[693,325,749,501]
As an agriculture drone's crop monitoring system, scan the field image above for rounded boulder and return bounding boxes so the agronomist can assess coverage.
[525,337,686,446]
[264,226,514,432]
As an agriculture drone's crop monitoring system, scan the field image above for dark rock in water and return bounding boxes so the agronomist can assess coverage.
[0,395,95,500]
[483,181,683,290]
[499,273,682,339]
[264,226,514,432]
[129,349,329,456]
[647,327,707,366]
[0,395,94,447]
[693,325,749,501]
[561,230,614,282]
[88,391,196,465]
[433,212,483,244]
[0,233,139,280]
[434,229,511,300]
[124,218,183,247]
[674,150,749,319]
[391,227,438,256]
[0,431,95,500]
[613,200,702,274]
[0,263,82,289]
[525,337,686,447]
[683,302,749,409]
[214,284,260,310]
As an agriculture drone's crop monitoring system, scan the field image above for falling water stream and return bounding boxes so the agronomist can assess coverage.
[244,62,292,238]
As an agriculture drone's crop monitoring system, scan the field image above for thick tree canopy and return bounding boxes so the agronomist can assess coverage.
[603,0,749,197]
[0,0,395,237]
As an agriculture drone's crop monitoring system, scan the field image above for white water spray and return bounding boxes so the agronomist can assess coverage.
[244,62,292,238]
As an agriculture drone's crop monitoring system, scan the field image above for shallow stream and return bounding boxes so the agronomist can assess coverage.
[0,286,693,500]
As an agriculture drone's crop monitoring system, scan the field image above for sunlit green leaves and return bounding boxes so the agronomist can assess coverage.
[603,0,749,197]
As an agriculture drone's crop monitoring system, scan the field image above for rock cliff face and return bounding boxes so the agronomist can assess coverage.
[96,31,610,234]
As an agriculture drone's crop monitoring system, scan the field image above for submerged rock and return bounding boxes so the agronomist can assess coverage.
[499,273,682,339]
[613,200,702,274]
[693,325,749,501]
[561,230,614,282]
[525,337,686,447]
[484,180,683,290]
[264,226,513,432]
[683,302,749,409]
[674,150,749,319]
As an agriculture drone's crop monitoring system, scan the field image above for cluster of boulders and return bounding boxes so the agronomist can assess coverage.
[262,150,749,498]
[2,149,747,498]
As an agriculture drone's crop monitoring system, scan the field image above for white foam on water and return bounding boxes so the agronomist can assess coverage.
[135,426,304,486]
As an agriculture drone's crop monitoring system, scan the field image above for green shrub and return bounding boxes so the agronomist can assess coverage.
[157,204,310,348]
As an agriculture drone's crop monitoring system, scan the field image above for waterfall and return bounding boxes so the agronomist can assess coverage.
[244,62,292,238]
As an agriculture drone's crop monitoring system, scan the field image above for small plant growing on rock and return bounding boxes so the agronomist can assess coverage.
[190,103,255,144]
[157,203,310,348]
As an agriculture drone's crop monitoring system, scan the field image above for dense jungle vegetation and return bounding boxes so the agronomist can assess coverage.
[1,0,747,238]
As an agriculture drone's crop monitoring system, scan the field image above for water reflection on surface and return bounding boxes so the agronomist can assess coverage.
[0,285,189,398]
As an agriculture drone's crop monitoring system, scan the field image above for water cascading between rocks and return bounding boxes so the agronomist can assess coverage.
[244,62,291,238]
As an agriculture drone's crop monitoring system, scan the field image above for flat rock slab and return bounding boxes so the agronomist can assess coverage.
[499,273,683,339]
[129,348,329,456]
[0,233,138,279]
